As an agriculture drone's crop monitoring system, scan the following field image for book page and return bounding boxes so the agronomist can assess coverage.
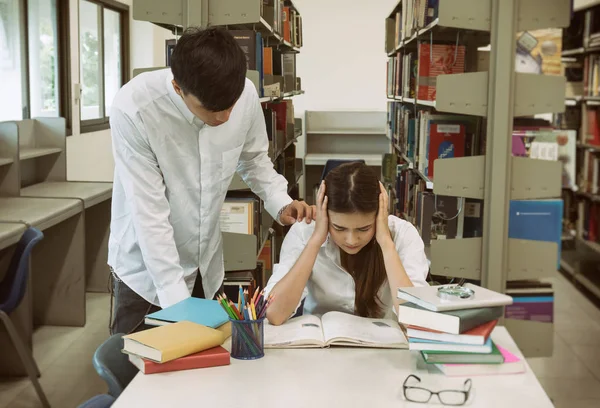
[264,315,325,348]
[321,312,408,348]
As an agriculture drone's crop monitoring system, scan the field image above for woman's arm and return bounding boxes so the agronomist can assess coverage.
[266,238,322,325]
[375,183,414,313]
[266,182,330,325]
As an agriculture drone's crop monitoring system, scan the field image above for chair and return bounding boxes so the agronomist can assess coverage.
[77,394,115,408]
[320,159,366,181]
[313,159,367,201]
[0,227,49,408]
[92,333,139,398]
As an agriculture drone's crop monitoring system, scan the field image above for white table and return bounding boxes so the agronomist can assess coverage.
[112,327,553,407]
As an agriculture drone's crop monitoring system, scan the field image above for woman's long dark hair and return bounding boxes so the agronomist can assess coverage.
[324,162,387,318]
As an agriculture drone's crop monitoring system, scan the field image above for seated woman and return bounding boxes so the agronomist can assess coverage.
[265,162,429,326]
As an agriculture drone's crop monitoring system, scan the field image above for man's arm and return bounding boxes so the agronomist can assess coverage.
[236,92,294,221]
[110,107,190,308]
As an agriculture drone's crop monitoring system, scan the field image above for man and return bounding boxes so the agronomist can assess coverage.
[108,26,314,335]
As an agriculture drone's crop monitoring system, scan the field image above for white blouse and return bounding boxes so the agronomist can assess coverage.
[264,215,430,320]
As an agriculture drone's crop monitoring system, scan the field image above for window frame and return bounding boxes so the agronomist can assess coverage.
[77,0,129,134]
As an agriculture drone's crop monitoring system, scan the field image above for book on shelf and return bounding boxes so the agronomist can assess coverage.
[264,311,408,349]
[505,281,554,325]
[128,346,230,375]
[417,42,466,101]
[580,199,600,243]
[231,30,264,97]
[220,197,259,235]
[508,199,563,268]
[515,29,562,75]
[392,0,438,43]
[512,128,577,190]
[122,321,227,364]
[398,303,504,335]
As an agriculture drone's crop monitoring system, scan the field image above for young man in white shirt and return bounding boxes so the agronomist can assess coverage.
[108,27,314,334]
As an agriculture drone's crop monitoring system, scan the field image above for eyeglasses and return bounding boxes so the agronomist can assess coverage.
[402,374,472,406]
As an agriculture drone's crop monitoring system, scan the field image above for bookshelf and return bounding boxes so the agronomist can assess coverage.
[556,1,600,301]
[133,0,305,292]
[385,0,570,357]
[300,111,390,205]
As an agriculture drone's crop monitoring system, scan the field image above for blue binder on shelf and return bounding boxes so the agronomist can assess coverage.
[144,297,229,329]
[508,199,563,269]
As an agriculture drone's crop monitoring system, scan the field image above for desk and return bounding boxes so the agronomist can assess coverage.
[112,327,552,408]
[0,197,85,327]
[21,181,113,292]
[0,222,31,376]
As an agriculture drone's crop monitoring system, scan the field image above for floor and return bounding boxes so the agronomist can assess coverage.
[0,271,599,408]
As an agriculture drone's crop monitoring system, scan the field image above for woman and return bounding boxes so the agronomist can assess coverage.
[265,162,429,326]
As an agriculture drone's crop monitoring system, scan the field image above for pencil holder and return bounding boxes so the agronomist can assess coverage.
[230,318,265,360]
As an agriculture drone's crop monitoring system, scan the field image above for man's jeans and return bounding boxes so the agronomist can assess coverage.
[109,269,208,335]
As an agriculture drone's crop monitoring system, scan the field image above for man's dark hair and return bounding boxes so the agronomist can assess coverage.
[170,26,246,112]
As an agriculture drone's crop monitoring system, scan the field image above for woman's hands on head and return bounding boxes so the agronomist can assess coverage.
[375,182,393,248]
[310,181,329,246]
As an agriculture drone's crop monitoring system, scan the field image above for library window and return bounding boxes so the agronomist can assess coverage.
[0,0,60,121]
[78,0,128,133]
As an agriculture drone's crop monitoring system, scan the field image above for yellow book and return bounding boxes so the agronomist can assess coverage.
[122,321,225,363]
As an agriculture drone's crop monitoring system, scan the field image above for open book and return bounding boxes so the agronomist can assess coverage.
[264,311,408,349]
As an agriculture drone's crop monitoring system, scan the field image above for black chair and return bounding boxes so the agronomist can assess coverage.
[0,227,49,408]
[92,333,139,398]
[312,159,366,201]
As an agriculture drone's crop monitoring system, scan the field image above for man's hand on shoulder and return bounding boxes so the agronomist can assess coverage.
[278,200,317,226]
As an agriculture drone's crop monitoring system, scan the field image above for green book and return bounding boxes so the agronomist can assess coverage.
[421,341,504,364]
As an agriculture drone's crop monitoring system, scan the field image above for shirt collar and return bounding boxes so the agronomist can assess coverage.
[165,71,198,126]
[322,235,341,263]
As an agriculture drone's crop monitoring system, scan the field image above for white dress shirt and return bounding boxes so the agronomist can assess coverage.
[264,215,430,320]
[108,68,293,308]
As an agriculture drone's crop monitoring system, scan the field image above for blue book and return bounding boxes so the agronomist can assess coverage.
[508,199,563,268]
[144,297,230,329]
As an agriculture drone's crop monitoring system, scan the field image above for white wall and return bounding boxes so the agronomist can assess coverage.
[291,0,397,114]
[66,0,174,181]
[66,0,396,182]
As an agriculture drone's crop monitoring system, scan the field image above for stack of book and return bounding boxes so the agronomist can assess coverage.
[397,283,526,376]
[122,298,232,375]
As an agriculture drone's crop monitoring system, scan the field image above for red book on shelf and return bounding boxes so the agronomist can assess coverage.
[128,346,230,375]
[283,7,291,43]
[417,43,466,101]
[586,109,600,146]
[427,122,466,179]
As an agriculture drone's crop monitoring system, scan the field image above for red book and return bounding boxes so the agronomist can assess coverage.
[587,109,600,145]
[283,7,291,43]
[406,320,497,346]
[417,43,466,101]
[128,346,230,374]
[427,123,466,179]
